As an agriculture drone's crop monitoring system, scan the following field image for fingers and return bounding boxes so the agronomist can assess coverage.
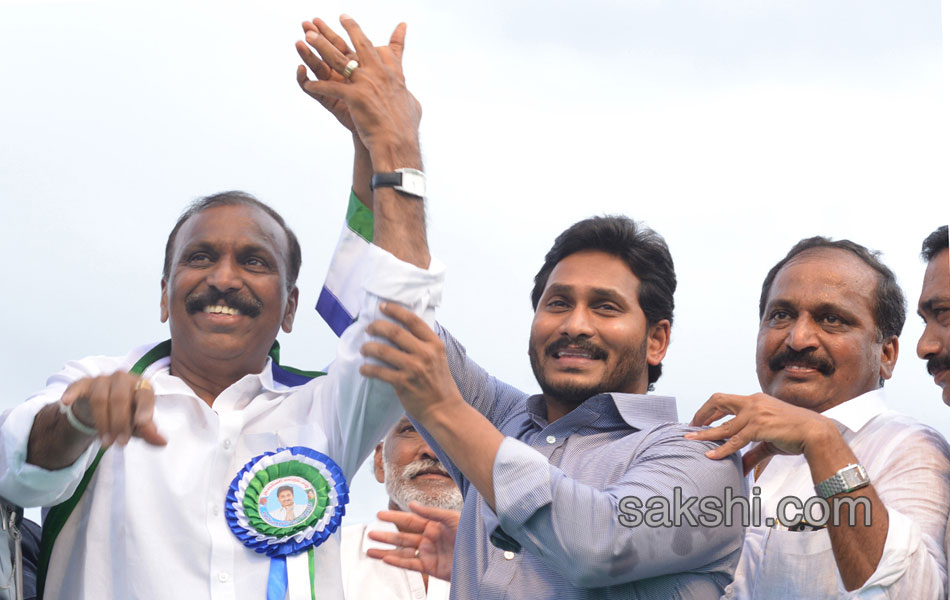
[366,529,422,549]
[60,375,165,447]
[338,15,380,69]
[131,381,166,446]
[377,509,429,533]
[379,554,425,573]
[690,392,742,427]
[312,18,354,57]
[295,41,334,83]
[378,302,437,343]
[389,23,407,60]
[407,501,460,526]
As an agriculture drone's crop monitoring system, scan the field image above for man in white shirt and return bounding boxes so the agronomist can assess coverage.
[689,236,950,598]
[340,416,460,600]
[0,15,439,600]
[916,225,949,406]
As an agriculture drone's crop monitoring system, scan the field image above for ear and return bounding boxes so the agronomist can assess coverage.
[160,279,169,323]
[373,442,385,483]
[281,286,299,333]
[879,335,899,381]
[646,319,671,367]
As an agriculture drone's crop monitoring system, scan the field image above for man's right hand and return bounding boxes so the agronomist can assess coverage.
[61,373,167,447]
[367,501,459,582]
[27,373,166,470]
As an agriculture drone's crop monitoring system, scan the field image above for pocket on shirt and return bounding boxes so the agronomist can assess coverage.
[757,528,836,597]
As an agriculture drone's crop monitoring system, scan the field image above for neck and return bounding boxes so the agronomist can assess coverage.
[169,351,267,406]
[543,397,580,423]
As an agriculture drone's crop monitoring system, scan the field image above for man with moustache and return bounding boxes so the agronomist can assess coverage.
[344,216,747,598]
[689,237,950,598]
[0,15,441,600]
[339,416,460,600]
[917,225,949,405]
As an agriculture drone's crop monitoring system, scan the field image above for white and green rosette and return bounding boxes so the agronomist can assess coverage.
[225,446,348,599]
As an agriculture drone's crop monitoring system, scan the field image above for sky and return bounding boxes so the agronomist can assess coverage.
[0,0,946,524]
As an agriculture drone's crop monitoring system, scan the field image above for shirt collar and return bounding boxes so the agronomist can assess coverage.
[526,392,679,430]
[150,356,278,398]
[820,387,887,434]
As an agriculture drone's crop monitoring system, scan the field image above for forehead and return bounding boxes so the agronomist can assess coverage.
[173,204,289,261]
[920,249,950,308]
[544,250,641,302]
[766,248,878,313]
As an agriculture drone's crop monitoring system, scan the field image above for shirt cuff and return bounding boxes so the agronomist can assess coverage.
[0,400,101,506]
[492,436,552,529]
[361,244,445,327]
[837,508,938,597]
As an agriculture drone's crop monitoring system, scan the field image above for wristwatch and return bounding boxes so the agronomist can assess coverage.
[370,168,425,199]
[814,463,870,499]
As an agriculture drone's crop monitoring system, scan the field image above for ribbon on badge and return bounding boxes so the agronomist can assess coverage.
[225,446,349,600]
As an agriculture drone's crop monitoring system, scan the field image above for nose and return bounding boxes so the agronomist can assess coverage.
[786,316,820,351]
[558,306,596,339]
[418,441,438,462]
[917,322,943,360]
[206,257,242,292]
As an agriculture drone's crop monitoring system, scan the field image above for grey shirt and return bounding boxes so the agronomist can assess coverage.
[422,325,746,599]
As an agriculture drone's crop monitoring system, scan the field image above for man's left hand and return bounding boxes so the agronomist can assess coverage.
[686,392,837,475]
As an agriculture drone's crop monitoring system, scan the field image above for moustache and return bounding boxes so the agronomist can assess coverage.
[402,458,450,479]
[185,288,263,318]
[546,337,608,360]
[927,354,950,377]
[768,348,834,376]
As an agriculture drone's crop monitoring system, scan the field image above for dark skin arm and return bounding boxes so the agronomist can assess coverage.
[297,16,426,267]
[687,392,888,590]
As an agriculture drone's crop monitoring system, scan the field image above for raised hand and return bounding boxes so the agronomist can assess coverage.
[366,501,459,581]
[295,15,421,170]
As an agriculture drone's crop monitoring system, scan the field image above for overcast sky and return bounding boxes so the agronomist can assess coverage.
[1,0,946,523]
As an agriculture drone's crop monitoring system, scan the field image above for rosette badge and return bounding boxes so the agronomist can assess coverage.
[226,446,349,597]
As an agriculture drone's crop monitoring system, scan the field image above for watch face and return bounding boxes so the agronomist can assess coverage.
[840,464,869,488]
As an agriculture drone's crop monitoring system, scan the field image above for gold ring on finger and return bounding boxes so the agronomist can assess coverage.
[135,379,152,392]
[342,59,359,79]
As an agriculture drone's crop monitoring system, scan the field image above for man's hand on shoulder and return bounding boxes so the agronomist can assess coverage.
[686,392,838,475]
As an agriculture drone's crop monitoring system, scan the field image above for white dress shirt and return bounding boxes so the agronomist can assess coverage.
[726,388,950,599]
[0,244,444,600]
[340,520,450,600]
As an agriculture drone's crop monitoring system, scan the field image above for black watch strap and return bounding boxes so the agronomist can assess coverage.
[370,172,402,190]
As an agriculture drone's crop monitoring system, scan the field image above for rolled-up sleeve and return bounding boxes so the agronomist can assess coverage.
[492,428,746,587]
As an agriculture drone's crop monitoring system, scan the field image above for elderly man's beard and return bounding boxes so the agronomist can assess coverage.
[383,456,463,512]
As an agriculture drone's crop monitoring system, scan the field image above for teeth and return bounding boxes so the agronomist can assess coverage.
[203,305,240,316]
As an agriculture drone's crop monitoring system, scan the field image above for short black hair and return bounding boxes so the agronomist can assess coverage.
[921,225,948,262]
[759,237,906,341]
[277,485,293,496]
[530,215,676,386]
[162,191,302,291]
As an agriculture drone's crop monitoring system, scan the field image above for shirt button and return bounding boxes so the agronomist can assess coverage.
[503,551,515,560]
[217,572,230,583]
[545,435,556,444]
[222,439,232,450]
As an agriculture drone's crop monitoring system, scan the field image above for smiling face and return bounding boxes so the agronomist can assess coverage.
[277,489,294,508]
[917,248,950,405]
[528,250,670,416]
[756,248,898,413]
[373,417,462,512]
[160,204,298,376]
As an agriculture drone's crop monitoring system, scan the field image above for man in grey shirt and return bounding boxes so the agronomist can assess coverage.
[356,217,747,597]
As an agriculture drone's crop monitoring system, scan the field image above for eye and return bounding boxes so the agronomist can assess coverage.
[594,302,620,313]
[821,314,846,326]
[186,252,213,265]
[769,310,791,322]
[244,256,271,271]
[545,298,570,311]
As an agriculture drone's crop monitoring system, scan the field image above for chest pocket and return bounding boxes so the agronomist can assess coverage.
[756,528,838,598]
